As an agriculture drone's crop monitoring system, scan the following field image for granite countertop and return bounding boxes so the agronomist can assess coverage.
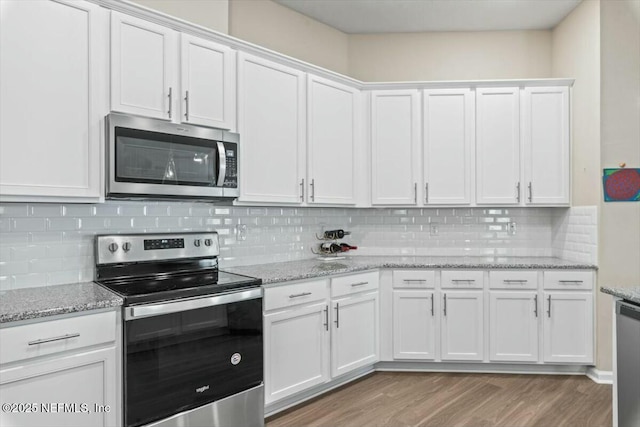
[600,286,640,305]
[0,282,123,324]
[223,256,597,286]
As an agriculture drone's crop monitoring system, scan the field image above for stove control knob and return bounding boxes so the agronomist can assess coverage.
[108,242,119,253]
[194,239,201,247]
[122,242,132,252]
[204,239,213,247]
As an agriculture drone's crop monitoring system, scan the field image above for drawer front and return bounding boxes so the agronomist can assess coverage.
[441,270,484,289]
[489,270,538,290]
[393,270,436,289]
[264,279,328,312]
[544,271,593,290]
[331,271,379,298]
[0,311,116,365]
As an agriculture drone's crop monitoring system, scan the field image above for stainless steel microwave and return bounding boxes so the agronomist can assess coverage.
[106,113,238,200]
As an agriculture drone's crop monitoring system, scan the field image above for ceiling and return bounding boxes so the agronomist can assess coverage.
[273,0,583,34]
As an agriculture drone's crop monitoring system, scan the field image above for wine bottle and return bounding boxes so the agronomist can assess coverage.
[324,229,352,239]
[339,243,358,252]
[320,243,342,254]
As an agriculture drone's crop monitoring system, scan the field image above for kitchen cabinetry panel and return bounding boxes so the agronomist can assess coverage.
[423,89,474,205]
[489,291,539,362]
[111,11,177,120]
[543,292,593,363]
[440,291,483,361]
[370,90,421,205]
[237,53,306,203]
[522,86,570,205]
[393,290,437,360]
[264,302,330,404]
[180,35,235,130]
[307,75,358,205]
[0,0,105,202]
[476,88,521,205]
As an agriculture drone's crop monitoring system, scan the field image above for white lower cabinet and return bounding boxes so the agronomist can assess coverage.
[543,292,594,364]
[489,291,539,362]
[440,291,484,361]
[331,292,379,377]
[392,290,436,360]
[264,302,330,404]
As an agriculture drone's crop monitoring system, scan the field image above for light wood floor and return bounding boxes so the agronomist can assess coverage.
[267,372,612,427]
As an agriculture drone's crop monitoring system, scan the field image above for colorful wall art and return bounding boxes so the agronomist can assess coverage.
[603,168,640,202]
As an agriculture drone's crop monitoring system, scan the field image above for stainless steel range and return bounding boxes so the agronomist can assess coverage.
[94,232,263,427]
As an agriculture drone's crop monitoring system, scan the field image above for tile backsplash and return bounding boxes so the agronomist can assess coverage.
[552,205,598,264]
[0,202,597,290]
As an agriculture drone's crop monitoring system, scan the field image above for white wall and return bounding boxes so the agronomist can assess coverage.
[348,30,553,81]
[130,0,229,34]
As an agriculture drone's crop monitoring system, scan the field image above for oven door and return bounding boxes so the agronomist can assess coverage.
[123,289,263,427]
[107,113,226,199]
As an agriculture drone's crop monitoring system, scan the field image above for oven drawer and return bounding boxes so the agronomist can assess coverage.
[441,270,484,289]
[489,271,538,289]
[393,270,436,289]
[544,271,593,290]
[264,279,329,312]
[0,311,116,365]
[331,271,379,298]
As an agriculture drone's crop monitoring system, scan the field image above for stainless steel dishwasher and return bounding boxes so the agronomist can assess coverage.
[616,300,640,427]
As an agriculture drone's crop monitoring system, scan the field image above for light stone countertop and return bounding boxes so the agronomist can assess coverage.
[223,256,597,286]
[600,286,640,305]
[0,282,123,324]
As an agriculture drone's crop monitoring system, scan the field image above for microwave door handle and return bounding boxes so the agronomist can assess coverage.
[216,141,226,186]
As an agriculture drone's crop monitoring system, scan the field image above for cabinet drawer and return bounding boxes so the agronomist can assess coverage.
[489,270,538,290]
[264,279,328,312]
[441,270,484,289]
[544,271,593,290]
[331,272,379,298]
[393,270,436,289]
[0,311,116,365]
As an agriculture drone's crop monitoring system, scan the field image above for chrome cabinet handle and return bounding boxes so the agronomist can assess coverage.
[28,333,80,346]
[310,179,315,202]
[504,279,527,284]
[528,182,533,202]
[324,305,329,331]
[167,87,173,119]
[403,279,426,283]
[431,294,434,316]
[547,295,551,317]
[414,182,417,204]
[334,303,339,328]
[289,292,311,299]
[351,281,368,287]
[443,294,447,316]
[184,90,189,121]
[452,279,475,283]
[300,179,305,201]
[516,182,521,203]
[425,183,429,203]
[534,294,538,317]
[559,280,584,284]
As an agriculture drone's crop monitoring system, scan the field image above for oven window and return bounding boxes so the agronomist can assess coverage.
[115,127,217,186]
[124,298,263,427]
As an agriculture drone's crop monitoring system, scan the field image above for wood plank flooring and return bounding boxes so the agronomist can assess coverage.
[267,372,612,427]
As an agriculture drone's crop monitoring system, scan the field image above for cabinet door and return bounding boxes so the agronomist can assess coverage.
[441,291,483,361]
[393,290,436,360]
[0,0,105,202]
[489,291,539,362]
[522,86,570,205]
[111,11,177,119]
[308,75,359,205]
[0,347,117,427]
[476,88,521,205]
[331,292,379,377]
[423,89,474,205]
[237,53,306,203]
[264,303,330,404]
[180,34,235,130]
[371,90,421,205]
[543,292,593,363]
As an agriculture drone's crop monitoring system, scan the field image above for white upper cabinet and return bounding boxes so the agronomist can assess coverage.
[237,53,306,204]
[307,75,359,205]
[370,90,421,205]
[0,0,106,202]
[111,11,177,120]
[522,86,570,205]
[423,89,475,205]
[180,34,235,130]
[476,88,521,205]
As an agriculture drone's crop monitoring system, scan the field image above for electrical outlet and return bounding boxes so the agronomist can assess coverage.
[236,224,247,241]
[507,222,517,236]
[430,224,439,236]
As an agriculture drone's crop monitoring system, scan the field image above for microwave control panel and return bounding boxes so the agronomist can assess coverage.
[223,142,238,189]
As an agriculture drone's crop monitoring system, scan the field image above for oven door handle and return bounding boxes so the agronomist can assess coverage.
[125,288,262,320]
[216,141,226,187]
